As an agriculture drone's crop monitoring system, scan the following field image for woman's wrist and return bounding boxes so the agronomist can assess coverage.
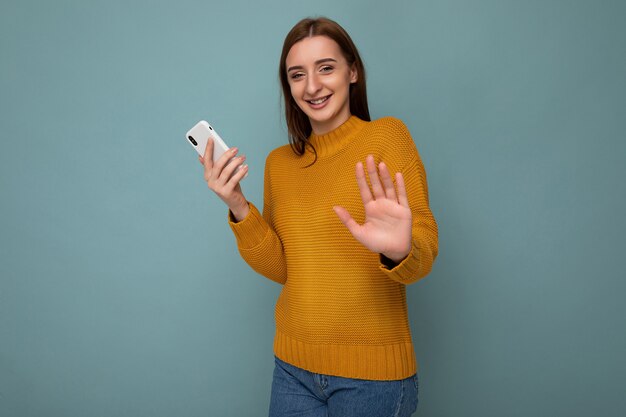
[230,202,250,222]
[382,252,408,265]
[382,244,411,264]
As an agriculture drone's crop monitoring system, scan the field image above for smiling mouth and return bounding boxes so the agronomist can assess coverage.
[306,95,331,105]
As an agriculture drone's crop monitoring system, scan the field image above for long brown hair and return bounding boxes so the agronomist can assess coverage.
[279,17,370,156]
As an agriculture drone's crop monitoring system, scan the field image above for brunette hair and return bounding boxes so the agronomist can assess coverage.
[279,17,370,156]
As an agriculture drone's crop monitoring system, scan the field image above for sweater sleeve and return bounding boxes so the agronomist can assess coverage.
[378,121,439,284]
[228,157,287,285]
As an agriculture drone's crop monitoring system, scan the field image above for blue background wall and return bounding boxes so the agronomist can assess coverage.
[1,1,624,416]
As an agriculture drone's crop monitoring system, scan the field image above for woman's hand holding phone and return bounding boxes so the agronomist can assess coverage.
[198,138,250,222]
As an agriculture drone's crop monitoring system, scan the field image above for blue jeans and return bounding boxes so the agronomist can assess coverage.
[269,356,418,417]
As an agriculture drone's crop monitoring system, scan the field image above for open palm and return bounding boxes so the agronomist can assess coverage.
[333,155,412,263]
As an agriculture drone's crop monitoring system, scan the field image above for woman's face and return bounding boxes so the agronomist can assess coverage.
[285,35,357,135]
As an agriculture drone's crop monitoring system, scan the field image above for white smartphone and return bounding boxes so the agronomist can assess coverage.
[185,120,230,160]
[185,120,245,179]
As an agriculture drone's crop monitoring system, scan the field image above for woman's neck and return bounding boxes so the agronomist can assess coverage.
[310,110,353,136]
[308,115,365,159]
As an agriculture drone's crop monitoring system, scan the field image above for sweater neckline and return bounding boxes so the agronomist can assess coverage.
[308,115,366,159]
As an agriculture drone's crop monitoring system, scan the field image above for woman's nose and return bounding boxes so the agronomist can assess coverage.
[305,74,322,96]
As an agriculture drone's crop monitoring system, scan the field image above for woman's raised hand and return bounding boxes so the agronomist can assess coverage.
[199,138,250,221]
[333,155,412,263]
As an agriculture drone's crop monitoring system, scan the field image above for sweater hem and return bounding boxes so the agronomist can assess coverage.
[273,330,417,381]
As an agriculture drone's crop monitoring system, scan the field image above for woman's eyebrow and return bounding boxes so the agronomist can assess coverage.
[287,58,338,72]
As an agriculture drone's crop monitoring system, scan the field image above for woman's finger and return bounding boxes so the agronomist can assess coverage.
[220,155,246,184]
[203,138,214,170]
[366,155,385,200]
[224,162,250,190]
[355,161,373,205]
[395,172,409,208]
[333,206,364,242]
[378,161,397,201]
[213,147,239,181]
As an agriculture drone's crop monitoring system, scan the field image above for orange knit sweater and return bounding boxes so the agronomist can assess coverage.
[229,115,438,380]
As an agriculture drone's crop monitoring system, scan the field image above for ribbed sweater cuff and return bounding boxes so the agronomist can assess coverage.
[228,202,269,250]
[379,239,422,284]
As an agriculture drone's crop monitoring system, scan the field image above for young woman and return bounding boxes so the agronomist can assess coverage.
[199,17,438,417]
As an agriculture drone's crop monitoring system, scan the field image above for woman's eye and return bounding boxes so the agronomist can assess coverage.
[290,73,304,80]
[320,66,333,73]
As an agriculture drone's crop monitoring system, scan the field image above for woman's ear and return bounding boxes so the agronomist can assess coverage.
[350,63,358,84]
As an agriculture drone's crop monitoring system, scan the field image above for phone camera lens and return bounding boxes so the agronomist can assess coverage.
[188,135,198,146]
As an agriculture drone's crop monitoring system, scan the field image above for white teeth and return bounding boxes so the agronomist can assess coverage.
[309,96,329,104]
